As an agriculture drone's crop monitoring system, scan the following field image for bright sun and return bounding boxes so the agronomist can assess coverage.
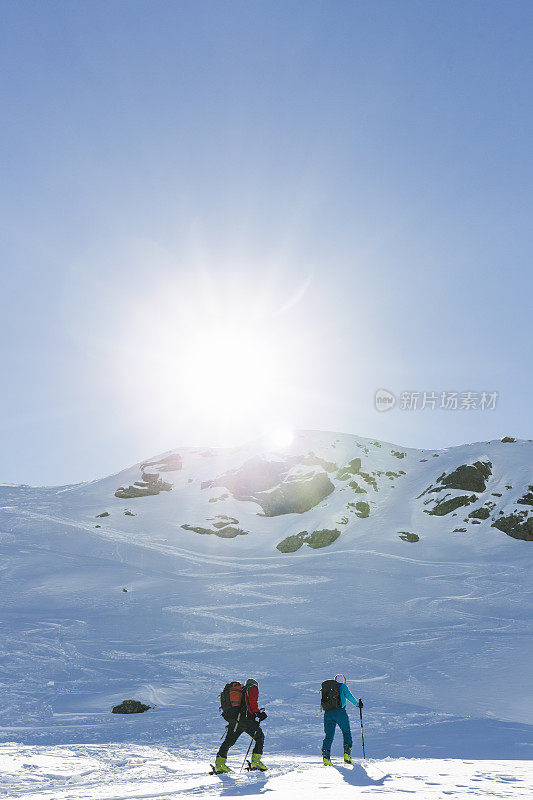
[268,428,295,449]
[108,265,313,445]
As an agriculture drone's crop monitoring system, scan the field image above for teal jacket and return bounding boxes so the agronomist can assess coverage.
[339,683,358,709]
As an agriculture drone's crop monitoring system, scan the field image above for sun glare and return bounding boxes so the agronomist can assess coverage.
[268,428,295,449]
[103,258,315,445]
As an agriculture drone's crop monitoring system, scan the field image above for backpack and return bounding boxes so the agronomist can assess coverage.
[321,679,341,711]
[220,681,244,721]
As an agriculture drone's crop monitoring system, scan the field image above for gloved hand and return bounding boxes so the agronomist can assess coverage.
[257,710,268,722]
[358,699,363,709]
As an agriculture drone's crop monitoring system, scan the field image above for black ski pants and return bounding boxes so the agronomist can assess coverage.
[217,715,264,757]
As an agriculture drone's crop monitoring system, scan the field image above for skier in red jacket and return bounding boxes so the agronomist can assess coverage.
[214,679,268,772]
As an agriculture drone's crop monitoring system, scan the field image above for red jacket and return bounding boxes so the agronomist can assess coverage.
[246,684,260,714]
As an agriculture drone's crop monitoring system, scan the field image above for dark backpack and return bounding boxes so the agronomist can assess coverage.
[321,679,341,711]
[220,681,244,721]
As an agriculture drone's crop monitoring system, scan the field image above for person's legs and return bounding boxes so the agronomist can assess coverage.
[337,709,353,753]
[217,722,242,758]
[322,710,337,757]
[242,718,264,755]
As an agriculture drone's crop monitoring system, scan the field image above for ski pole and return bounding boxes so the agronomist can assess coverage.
[358,699,366,759]
[239,736,254,772]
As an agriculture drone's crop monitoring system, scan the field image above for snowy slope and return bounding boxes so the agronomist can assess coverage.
[0,430,532,776]
[1,745,532,800]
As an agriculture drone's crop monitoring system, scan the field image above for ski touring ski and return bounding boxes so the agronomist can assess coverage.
[245,759,268,772]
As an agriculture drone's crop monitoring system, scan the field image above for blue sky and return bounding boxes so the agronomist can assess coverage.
[1,0,532,485]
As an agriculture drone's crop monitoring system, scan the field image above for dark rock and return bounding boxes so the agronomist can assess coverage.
[517,486,533,506]
[439,461,492,493]
[391,450,406,459]
[355,501,370,518]
[96,512,109,518]
[399,532,419,542]
[112,699,151,714]
[122,588,128,592]
[255,473,335,516]
[426,495,476,516]
[453,528,467,533]
[358,472,378,491]
[501,436,516,443]
[276,531,308,553]
[141,472,159,482]
[336,459,362,481]
[306,529,341,549]
[115,486,159,499]
[277,528,341,551]
[492,514,533,541]
[209,493,229,503]
[468,507,490,520]
[181,523,248,538]
[124,511,135,516]
[209,515,239,529]
[115,477,172,499]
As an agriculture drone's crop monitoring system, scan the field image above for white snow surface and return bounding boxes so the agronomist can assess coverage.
[0,746,532,799]
[1,430,532,796]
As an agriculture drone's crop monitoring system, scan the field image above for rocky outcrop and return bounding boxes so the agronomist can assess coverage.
[354,501,370,518]
[336,459,362,481]
[491,514,533,541]
[306,529,340,548]
[426,494,477,516]
[115,475,172,499]
[181,523,247,538]
[517,486,533,506]
[112,700,151,714]
[276,528,340,552]
[468,507,491,520]
[399,532,419,542]
[439,461,492,493]
[255,472,334,516]
[276,531,308,552]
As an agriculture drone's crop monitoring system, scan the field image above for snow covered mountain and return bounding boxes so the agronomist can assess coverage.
[1,430,532,776]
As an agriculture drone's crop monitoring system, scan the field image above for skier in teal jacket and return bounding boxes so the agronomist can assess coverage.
[322,674,362,765]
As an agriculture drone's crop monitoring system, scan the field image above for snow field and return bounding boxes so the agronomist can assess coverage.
[0,744,532,799]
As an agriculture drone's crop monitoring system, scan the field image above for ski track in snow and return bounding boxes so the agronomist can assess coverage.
[0,746,532,799]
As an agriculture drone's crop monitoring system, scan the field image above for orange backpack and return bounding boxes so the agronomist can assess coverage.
[220,681,244,720]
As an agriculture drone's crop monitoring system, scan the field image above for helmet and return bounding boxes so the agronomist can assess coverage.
[334,673,346,683]
[245,678,258,687]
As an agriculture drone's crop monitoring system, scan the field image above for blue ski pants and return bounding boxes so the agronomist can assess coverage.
[322,708,353,756]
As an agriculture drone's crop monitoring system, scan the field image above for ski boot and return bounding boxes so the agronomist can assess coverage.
[250,753,268,771]
[212,755,232,774]
[343,748,353,764]
[322,752,332,766]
